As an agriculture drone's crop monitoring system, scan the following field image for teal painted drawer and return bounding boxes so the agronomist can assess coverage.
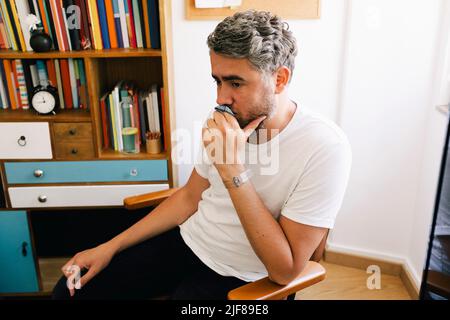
[5,160,168,184]
[0,211,39,293]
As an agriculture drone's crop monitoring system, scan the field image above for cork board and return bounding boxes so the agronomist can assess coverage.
[186,0,321,20]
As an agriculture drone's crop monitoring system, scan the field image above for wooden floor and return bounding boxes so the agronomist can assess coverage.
[296,261,412,300]
[39,258,412,299]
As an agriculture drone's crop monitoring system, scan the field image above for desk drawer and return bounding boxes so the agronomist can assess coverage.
[8,184,169,208]
[0,122,52,159]
[54,141,95,160]
[4,160,168,184]
[53,122,93,141]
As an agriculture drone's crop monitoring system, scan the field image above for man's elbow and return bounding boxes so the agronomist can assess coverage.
[268,264,307,286]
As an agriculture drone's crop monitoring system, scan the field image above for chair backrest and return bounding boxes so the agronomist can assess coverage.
[310,229,329,262]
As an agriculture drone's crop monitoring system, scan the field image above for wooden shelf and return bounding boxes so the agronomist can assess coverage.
[99,148,168,160]
[0,108,91,122]
[0,48,162,59]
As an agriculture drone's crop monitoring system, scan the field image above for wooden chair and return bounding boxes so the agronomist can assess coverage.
[124,188,327,300]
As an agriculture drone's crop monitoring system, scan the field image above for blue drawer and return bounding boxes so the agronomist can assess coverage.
[0,211,39,293]
[5,160,168,184]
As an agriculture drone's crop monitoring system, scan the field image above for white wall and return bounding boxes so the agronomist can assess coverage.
[330,0,444,287]
[169,0,447,288]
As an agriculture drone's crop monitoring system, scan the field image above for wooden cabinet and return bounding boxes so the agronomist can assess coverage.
[0,1,174,296]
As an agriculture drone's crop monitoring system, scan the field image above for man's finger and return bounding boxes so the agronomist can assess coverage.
[79,267,97,289]
[244,116,266,138]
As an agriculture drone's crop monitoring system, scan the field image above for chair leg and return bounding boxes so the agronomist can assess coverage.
[287,293,296,300]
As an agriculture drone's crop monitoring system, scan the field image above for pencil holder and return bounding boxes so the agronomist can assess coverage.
[146,137,162,154]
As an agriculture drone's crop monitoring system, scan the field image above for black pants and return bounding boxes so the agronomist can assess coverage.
[52,228,248,300]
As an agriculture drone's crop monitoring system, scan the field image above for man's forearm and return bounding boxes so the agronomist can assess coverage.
[219,165,297,284]
[106,187,198,255]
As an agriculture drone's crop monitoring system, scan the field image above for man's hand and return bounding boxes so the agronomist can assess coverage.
[202,111,265,177]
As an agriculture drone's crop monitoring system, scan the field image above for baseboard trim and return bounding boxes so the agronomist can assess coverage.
[324,249,420,299]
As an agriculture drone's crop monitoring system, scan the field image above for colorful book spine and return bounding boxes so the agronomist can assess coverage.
[117,0,129,48]
[124,0,136,48]
[104,0,118,48]
[96,0,110,49]
[87,0,103,49]
[148,0,160,49]
[15,59,29,109]
[54,59,65,109]
[112,0,123,48]
[132,0,142,48]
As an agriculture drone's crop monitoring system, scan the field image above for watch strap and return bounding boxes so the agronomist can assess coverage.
[223,169,253,189]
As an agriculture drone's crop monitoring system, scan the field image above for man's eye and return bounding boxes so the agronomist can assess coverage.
[231,82,241,88]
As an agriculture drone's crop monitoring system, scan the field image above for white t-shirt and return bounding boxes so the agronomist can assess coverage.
[179,104,352,282]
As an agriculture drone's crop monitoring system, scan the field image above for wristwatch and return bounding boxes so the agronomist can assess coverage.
[223,169,253,189]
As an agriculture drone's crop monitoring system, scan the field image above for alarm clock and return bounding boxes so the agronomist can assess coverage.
[31,84,59,115]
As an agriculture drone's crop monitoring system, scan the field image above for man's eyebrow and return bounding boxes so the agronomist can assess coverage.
[212,74,246,82]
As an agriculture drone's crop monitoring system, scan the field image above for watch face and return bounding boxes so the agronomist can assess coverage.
[32,90,56,114]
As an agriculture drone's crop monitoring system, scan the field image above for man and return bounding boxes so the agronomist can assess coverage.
[53,10,352,300]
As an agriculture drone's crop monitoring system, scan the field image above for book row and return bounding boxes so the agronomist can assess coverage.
[100,81,166,152]
[0,0,161,52]
[0,58,88,110]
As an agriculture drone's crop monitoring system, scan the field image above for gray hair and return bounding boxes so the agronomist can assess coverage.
[207,10,298,81]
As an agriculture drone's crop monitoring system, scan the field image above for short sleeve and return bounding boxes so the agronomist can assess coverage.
[281,141,352,229]
[194,143,210,179]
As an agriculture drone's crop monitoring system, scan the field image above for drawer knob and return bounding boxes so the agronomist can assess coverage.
[130,169,138,176]
[34,169,44,178]
[38,195,47,203]
[71,148,78,154]
[69,128,77,135]
[17,136,27,147]
[22,242,28,257]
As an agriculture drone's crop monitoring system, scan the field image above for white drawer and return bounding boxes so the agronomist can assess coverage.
[8,184,169,208]
[0,122,52,159]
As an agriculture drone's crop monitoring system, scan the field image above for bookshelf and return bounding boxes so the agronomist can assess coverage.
[0,0,175,296]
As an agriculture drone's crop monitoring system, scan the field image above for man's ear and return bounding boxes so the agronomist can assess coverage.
[274,66,291,94]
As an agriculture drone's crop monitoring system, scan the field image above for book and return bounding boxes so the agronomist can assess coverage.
[0,0,19,51]
[2,59,17,109]
[111,0,123,47]
[63,0,81,50]
[68,58,78,108]
[77,0,92,49]
[15,59,29,109]
[59,59,73,108]
[54,59,65,109]
[96,0,110,49]
[87,0,103,49]
[28,61,38,87]
[148,0,160,49]
[8,0,26,51]
[124,0,136,48]
[132,0,142,48]
[43,0,59,50]
[14,0,33,51]
[100,92,110,148]
[49,0,65,51]
[142,0,150,48]
[117,0,129,48]
[104,0,118,48]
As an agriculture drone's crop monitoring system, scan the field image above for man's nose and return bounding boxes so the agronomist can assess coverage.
[216,86,233,106]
